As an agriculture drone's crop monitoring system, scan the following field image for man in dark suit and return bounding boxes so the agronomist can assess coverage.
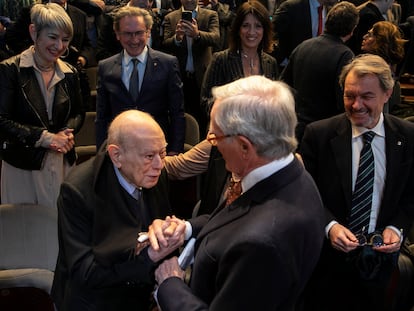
[51,110,184,311]
[300,54,414,311]
[281,1,359,144]
[272,0,337,66]
[162,0,219,134]
[96,6,185,154]
[151,75,325,310]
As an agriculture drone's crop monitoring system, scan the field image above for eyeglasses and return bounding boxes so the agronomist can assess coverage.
[354,227,401,247]
[118,30,147,39]
[206,132,236,146]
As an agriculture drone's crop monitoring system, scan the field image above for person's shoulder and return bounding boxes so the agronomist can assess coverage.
[385,114,414,133]
[98,53,121,67]
[308,114,347,131]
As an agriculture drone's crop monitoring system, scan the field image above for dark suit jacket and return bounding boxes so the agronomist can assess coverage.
[95,48,185,152]
[347,2,385,55]
[273,0,313,63]
[163,7,220,87]
[281,34,353,141]
[200,49,279,112]
[157,158,325,310]
[51,149,172,311]
[300,113,414,234]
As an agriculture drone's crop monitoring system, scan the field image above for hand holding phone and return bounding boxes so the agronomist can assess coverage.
[181,10,193,22]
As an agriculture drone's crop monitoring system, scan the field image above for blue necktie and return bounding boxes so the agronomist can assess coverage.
[349,131,376,234]
[129,58,139,101]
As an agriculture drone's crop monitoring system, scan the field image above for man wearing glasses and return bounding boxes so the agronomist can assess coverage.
[96,6,185,155]
[149,75,325,310]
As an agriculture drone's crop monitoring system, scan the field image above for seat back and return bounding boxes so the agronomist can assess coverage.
[184,113,200,151]
[0,204,58,295]
[0,204,58,271]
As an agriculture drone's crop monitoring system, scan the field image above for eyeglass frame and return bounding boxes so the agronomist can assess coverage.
[206,132,238,146]
[117,30,148,39]
[354,226,402,247]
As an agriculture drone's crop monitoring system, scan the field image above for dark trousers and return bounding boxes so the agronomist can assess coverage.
[182,72,207,137]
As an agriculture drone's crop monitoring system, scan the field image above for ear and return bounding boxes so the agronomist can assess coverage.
[107,144,122,168]
[238,136,253,159]
[29,24,37,42]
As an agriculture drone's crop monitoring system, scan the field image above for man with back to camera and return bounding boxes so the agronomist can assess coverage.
[148,75,326,310]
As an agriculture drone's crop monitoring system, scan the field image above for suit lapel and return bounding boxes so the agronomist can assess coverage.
[330,117,353,210]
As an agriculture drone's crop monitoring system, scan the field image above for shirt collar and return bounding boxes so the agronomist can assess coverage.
[123,46,148,65]
[241,153,295,193]
[352,113,385,139]
[113,164,140,197]
[310,0,321,9]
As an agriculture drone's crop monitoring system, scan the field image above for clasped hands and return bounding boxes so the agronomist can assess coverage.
[329,223,402,254]
[50,128,75,154]
[144,216,186,263]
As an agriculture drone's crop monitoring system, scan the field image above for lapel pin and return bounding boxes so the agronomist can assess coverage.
[397,141,402,146]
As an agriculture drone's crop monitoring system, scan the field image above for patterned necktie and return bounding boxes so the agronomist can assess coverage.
[349,131,376,234]
[129,58,139,101]
[317,5,323,36]
[225,178,242,207]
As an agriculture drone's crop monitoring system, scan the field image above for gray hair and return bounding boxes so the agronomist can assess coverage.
[212,76,297,159]
[113,6,153,32]
[339,54,395,91]
[30,3,73,40]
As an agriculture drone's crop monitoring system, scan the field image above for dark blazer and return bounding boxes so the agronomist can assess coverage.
[163,7,220,87]
[95,48,185,152]
[200,49,279,112]
[0,54,84,170]
[51,149,172,311]
[347,2,385,55]
[300,113,414,233]
[157,158,325,311]
[272,0,313,63]
[281,34,354,142]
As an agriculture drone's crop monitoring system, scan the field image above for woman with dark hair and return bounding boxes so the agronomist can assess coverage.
[361,20,408,112]
[0,3,84,209]
[361,20,407,75]
[200,0,278,119]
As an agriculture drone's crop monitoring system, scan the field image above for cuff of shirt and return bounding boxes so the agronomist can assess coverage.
[35,130,54,148]
[185,221,192,240]
[386,225,403,240]
[325,220,338,239]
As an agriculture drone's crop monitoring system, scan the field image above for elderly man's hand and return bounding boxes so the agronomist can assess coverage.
[155,257,185,284]
[148,216,186,250]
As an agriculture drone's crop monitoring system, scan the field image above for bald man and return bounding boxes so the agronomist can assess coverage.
[51,110,183,311]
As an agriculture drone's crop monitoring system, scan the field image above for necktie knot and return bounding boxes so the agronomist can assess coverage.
[225,178,242,207]
[363,131,375,145]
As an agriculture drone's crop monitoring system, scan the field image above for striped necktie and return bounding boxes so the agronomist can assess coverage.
[349,131,376,234]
